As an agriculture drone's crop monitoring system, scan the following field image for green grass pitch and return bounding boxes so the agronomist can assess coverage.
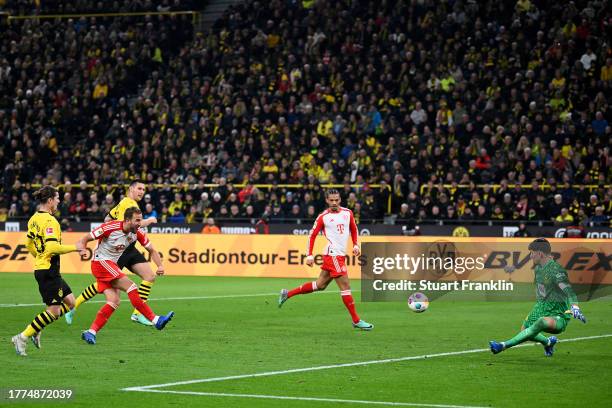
[1,272,611,407]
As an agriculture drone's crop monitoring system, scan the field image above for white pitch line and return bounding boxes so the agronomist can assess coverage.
[131,389,490,408]
[123,333,612,392]
[0,289,358,308]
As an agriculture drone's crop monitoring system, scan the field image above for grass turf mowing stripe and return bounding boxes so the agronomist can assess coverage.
[129,389,492,408]
[123,333,612,391]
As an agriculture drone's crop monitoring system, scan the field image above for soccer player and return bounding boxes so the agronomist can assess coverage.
[66,180,160,326]
[75,207,174,344]
[11,186,87,356]
[489,238,586,356]
[278,189,373,330]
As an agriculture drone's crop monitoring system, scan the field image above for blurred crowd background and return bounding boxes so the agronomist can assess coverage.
[0,0,610,227]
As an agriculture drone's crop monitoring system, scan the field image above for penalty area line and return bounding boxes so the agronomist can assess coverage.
[123,333,612,392]
[127,389,491,408]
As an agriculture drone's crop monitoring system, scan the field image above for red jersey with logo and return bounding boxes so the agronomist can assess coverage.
[90,220,150,263]
[307,207,358,256]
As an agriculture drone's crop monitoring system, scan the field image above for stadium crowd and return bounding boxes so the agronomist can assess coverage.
[0,0,611,226]
[0,0,198,14]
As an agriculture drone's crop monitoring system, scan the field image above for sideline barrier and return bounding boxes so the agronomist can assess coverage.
[0,233,610,281]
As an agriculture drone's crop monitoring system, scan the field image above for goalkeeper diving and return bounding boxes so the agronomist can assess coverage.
[490,238,586,357]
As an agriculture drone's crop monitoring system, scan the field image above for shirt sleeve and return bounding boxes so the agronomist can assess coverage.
[25,236,37,257]
[26,223,37,256]
[137,229,151,248]
[307,214,324,256]
[90,222,118,240]
[554,267,578,305]
[108,203,120,220]
[349,210,358,245]
[46,241,77,255]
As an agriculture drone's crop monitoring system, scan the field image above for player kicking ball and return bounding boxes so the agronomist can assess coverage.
[66,180,160,326]
[490,238,586,356]
[278,189,373,330]
[76,207,174,345]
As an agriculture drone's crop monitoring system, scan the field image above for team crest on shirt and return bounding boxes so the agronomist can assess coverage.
[45,227,54,235]
[58,288,63,297]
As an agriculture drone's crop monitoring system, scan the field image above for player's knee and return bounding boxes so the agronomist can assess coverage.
[317,280,329,290]
[537,317,554,330]
[64,297,76,309]
[134,265,155,281]
[47,305,61,319]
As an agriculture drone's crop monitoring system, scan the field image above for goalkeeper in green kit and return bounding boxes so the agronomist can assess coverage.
[490,238,586,357]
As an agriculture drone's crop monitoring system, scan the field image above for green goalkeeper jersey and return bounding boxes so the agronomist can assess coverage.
[531,259,577,319]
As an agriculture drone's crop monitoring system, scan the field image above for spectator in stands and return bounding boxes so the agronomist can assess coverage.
[201,218,221,234]
[143,202,158,221]
[168,208,185,224]
[255,215,270,234]
[590,206,609,226]
[514,222,531,237]
[555,208,575,225]
[185,205,198,224]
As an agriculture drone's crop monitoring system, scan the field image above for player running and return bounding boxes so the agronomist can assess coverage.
[66,180,160,326]
[278,189,373,330]
[75,207,174,345]
[489,238,586,356]
[11,186,86,356]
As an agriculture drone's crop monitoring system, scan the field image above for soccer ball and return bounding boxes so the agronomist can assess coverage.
[408,292,429,313]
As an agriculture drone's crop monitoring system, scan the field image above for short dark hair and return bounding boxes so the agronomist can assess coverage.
[325,189,340,198]
[124,206,142,220]
[528,238,551,254]
[33,186,58,204]
[130,180,145,187]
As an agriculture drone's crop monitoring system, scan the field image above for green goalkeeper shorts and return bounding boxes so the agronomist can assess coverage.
[523,312,569,333]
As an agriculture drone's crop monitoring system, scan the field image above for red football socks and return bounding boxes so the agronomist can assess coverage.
[90,302,117,332]
[287,281,318,298]
[341,290,360,323]
[127,286,156,321]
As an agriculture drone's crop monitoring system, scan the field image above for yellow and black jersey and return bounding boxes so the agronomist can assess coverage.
[26,211,66,271]
[108,197,139,221]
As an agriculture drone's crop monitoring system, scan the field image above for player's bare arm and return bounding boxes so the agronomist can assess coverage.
[144,243,164,275]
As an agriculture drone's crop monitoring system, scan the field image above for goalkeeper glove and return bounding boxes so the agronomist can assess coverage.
[570,304,586,323]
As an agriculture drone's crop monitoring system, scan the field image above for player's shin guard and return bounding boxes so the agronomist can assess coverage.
[126,284,156,321]
[74,282,99,309]
[90,302,118,332]
[22,310,57,337]
[341,290,360,324]
[287,281,317,298]
[132,280,154,316]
